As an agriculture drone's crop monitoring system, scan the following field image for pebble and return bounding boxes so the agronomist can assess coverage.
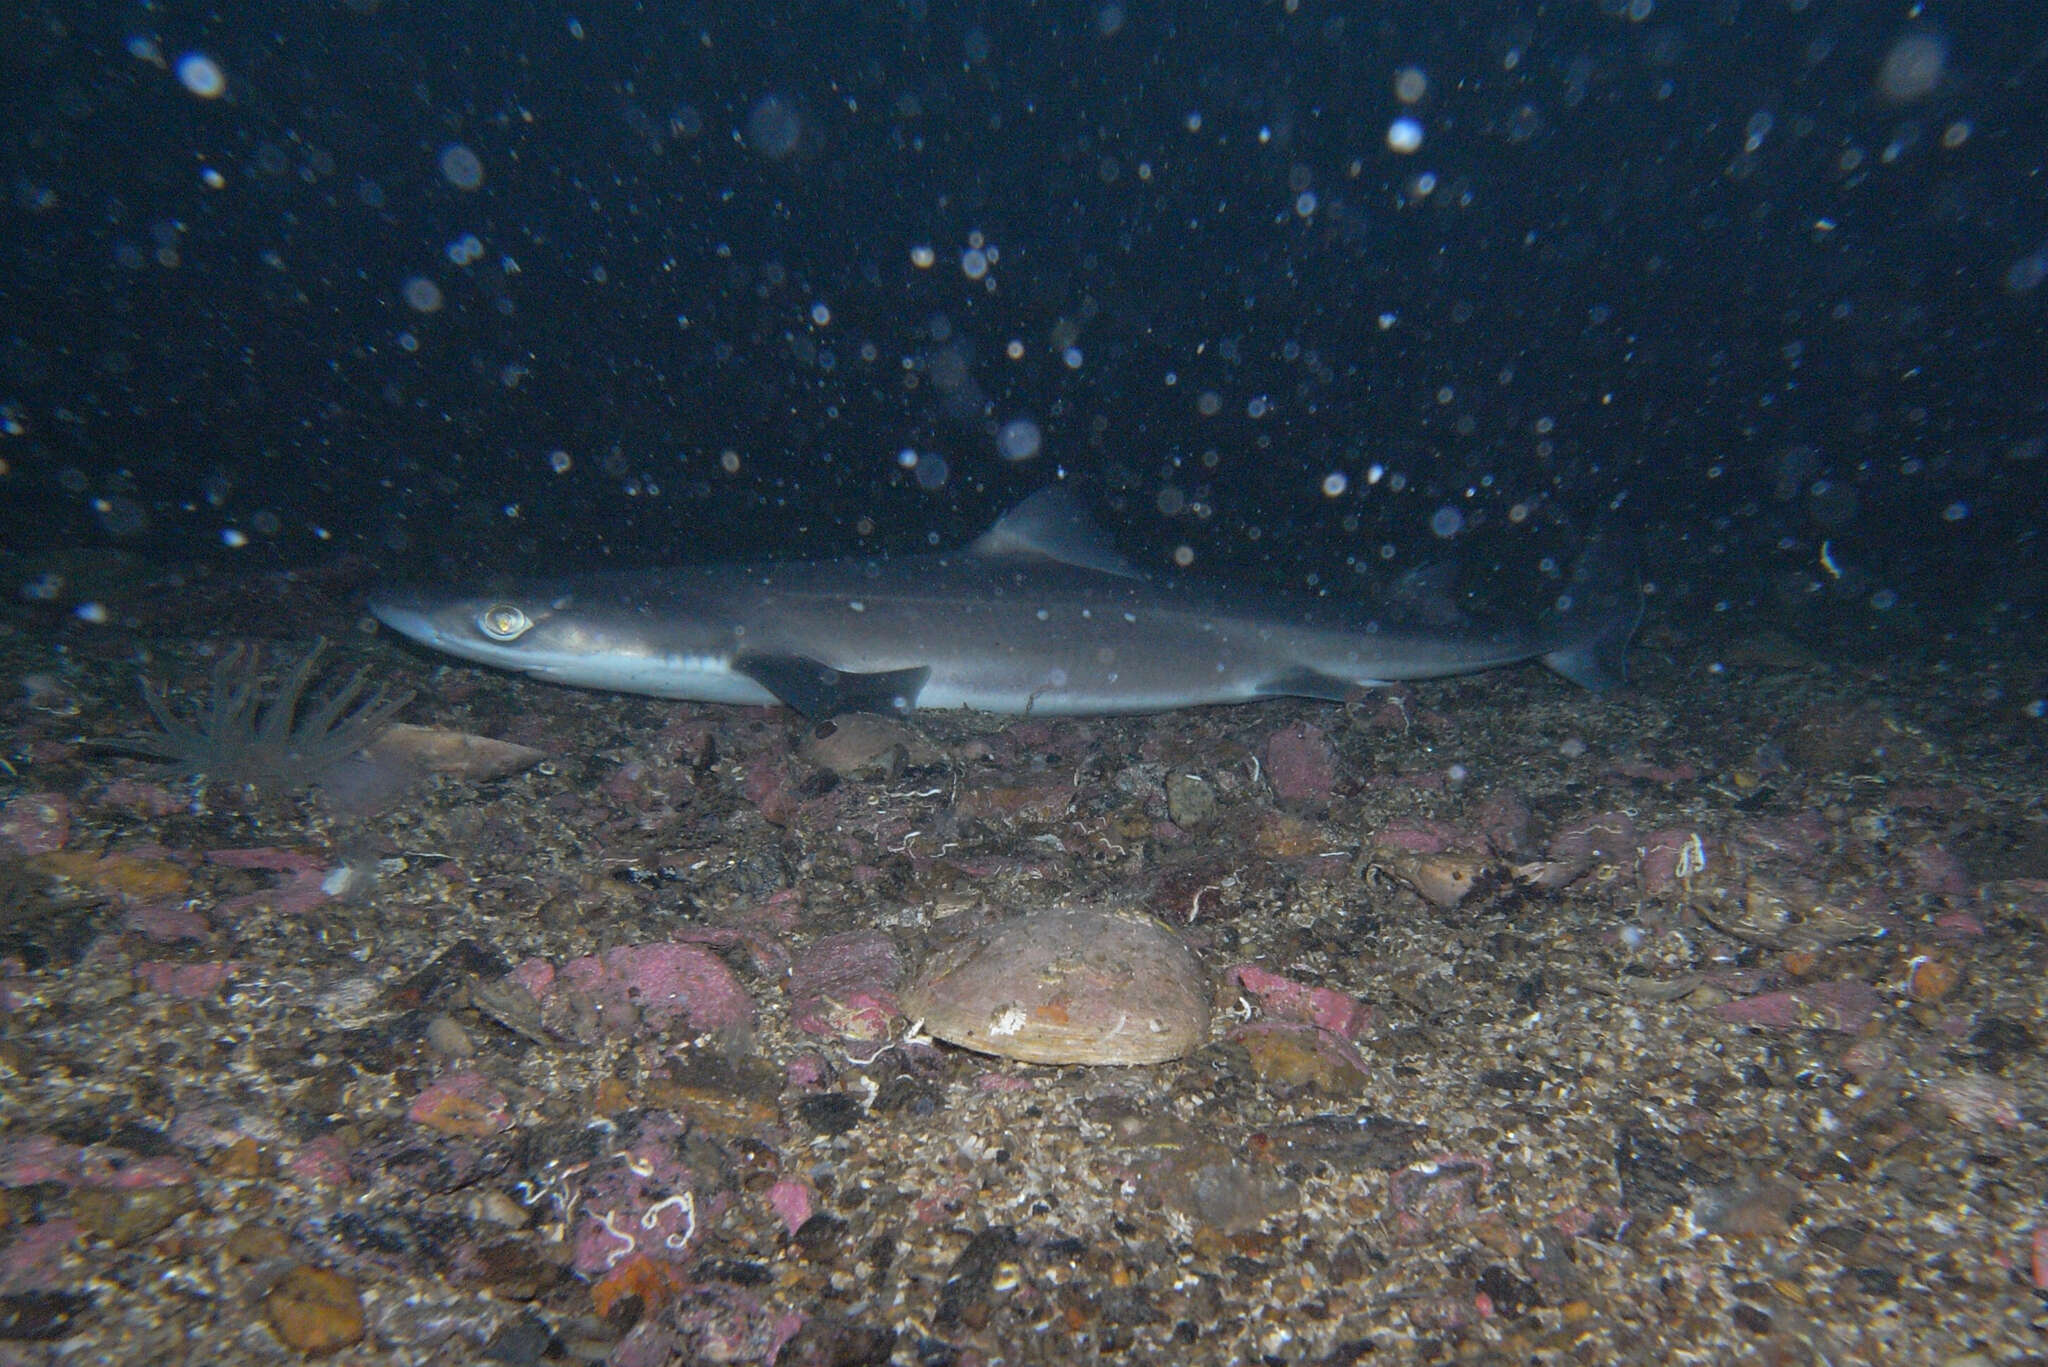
[1263,722,1338,806]
[262,1265,365,1355]
[798,713,942,779]
[72,1180,196,1246]
[406,1069,512,1137]
[1229,1021,1370,1094]
[1164,772,1217,827]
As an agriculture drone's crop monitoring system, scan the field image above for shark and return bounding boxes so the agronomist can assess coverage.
[369,490,1635,718]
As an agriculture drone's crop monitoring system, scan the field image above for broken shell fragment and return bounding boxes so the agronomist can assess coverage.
[1377,850,1492,909]
[903,906,1209,1065]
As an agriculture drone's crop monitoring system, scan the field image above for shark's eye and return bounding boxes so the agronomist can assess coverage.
[477,603,533,641]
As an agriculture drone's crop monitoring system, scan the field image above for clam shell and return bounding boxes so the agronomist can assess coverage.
[903,906,1209,1065]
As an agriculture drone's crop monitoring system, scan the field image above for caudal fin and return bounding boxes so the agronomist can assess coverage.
[1538,535,1641,691]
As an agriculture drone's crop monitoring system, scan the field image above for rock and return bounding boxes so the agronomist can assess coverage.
[1710,980,1883,1033]
[776,1314,897,1367]
[1225,964,1373,1038]
[262,1265,365,1355]
[1903,951,1961,1003]
[904,906,1209,1065]
[1639,829,1710,895]
[797,714,943,780]
[1228,1021,1370,1094]
[407,1071,513,1137]
[1696,1179,1799,1239]
[1264,722,1338,805]
[1163,772,1217,828]
[1475,790,1535,857]
[0,1290,93,1341]
[765,1179,815,1237]
[0,794,70,856]
[547,942,756,1040]
[72,1181,196,1246]
[787,932,903,1042]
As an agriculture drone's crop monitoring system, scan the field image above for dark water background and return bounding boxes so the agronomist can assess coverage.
[2,2,2044,639]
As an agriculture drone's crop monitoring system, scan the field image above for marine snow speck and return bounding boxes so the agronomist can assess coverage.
[369,490,1636,719]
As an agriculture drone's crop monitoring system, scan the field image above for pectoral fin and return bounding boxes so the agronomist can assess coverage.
[734,654,932,718]
[1254,667,1367,702]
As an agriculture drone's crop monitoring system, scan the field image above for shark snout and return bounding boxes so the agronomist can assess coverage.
[367,587,441,647]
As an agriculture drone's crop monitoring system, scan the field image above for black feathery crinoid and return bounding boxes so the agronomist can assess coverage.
[106,638,414,793]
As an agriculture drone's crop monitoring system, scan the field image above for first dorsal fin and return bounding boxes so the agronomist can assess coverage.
[969,489,1141,578]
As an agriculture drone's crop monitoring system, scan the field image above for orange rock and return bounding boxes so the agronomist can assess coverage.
[406,1072,512,1137]
[1904,952,1961,1003]
[30,849,190,900]
[226,1222,293,1262]
[211,1137,271,1180]
[263,1265,364,1354]
[590,1076,633,1115]
[1254,811,1327,858]
[591,1251,689,1322]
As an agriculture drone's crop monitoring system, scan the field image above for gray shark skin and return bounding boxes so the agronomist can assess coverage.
[370,491,1634,718]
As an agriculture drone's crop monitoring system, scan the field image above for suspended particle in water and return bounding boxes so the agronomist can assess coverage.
[2004,248,2048,295]
[438,143,484,190]
[1393,66,1428,104]
[176,53,226,99]
[401,276,444,313]
[548,450,573,474]
[1321,472,1348,497]
[745,95,802,159]
[910,244,936,269]
[996,418,1042,462]
[1429,506,1465,538]
[1877,29,1946,103]
[960,247,989,280]
[94,497,149,538]
[1387,117,1424,154]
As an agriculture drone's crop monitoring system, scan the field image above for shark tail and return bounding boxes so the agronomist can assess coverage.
[1537,534,1641,691]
